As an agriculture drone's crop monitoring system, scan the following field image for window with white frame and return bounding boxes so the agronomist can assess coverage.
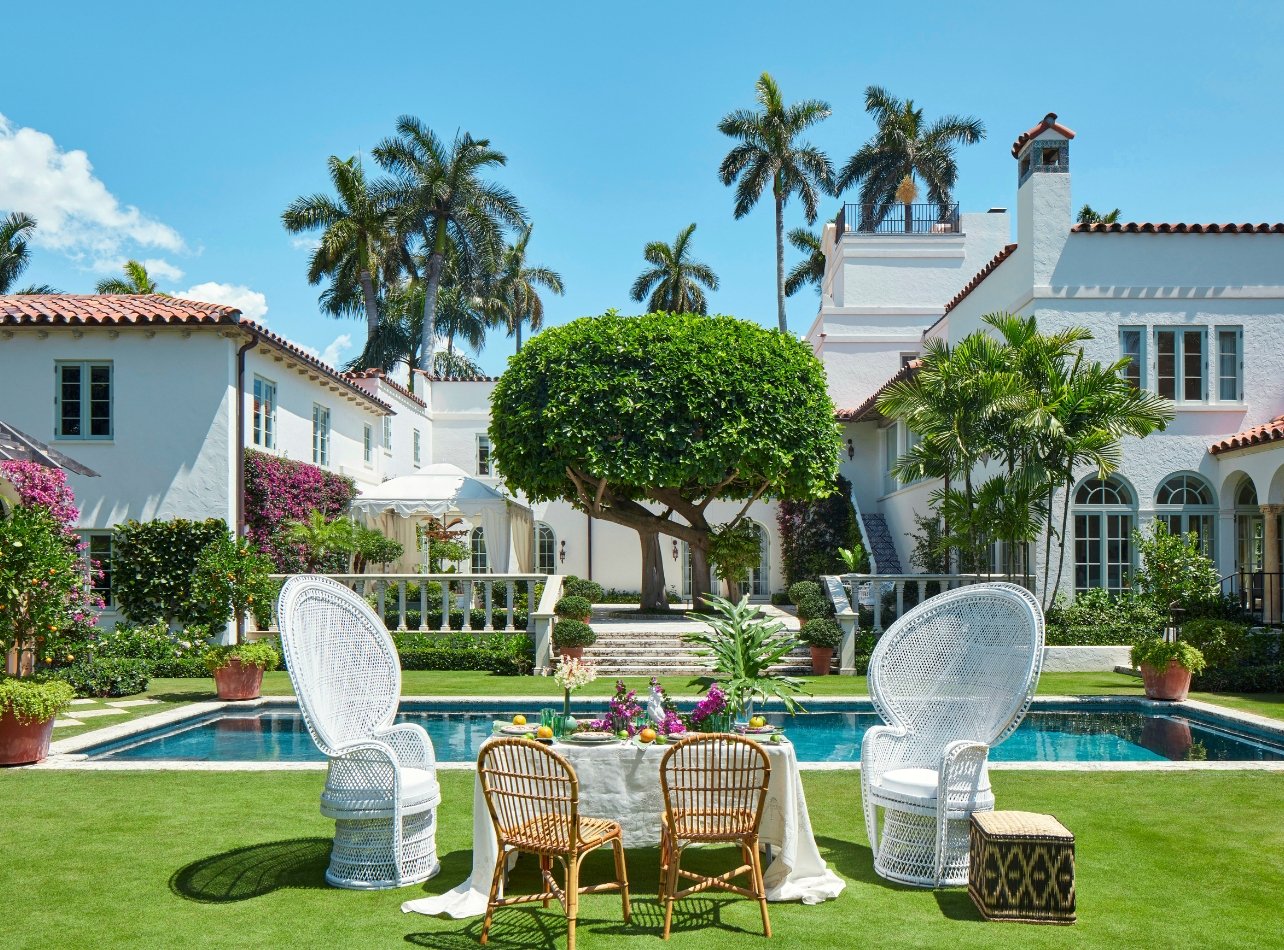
[1154,327,1206,402]
[83,531,113,607]
[1073,476,1136,594]
[1155,473,1216,559]
[363,424,373,465]
[1119,327,1144,390]
[252,376,276,449]
[383,416,392,454]
[312,405,330,465]
[1216,327,1243,401]
[470,526,489,573]
[476,434,493,476]
[56,361,112,439]
[413,429,422,467]
[534,522,557,575]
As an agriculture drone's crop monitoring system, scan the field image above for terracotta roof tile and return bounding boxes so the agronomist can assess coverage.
[942,243,1018,316]
[835,359,922,423]
[1210,415,1284,455]
[1072,222,1284,234]
[0,294,391,413]
[1011,112,1076,157]
[345,368,426,407]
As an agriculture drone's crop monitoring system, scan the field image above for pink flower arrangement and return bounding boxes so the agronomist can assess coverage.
[590,679,646,735]
[243,450,357,569]
[688,683,729,727]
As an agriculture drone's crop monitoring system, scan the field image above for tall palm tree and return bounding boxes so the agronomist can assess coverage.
[492,225,564,351]
[95,260,168,295]
[1077,205,1121,225]
[0,213,61,293]
[629,222,718,315]
[375,116,526,366]
[718,73,834,333]
[784,227,824,297]
[282,156,396,346]
[836,86,985,232]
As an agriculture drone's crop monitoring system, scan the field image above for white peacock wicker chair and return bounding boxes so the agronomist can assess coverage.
[277,574,441,889]
[860,582,1044,887]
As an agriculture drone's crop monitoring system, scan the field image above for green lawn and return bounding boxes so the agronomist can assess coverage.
[2,769,1281,949]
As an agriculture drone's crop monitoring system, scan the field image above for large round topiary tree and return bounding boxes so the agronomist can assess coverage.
[490,311,841,610]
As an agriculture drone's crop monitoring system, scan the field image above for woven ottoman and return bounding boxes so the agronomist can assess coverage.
[968,811,1075,924]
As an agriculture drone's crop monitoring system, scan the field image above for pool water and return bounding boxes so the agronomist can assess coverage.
[82,701,1284,765]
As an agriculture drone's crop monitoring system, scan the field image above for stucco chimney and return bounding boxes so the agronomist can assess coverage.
[1015,113,1075,287]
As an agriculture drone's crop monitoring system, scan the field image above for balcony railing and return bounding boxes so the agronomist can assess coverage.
[833,202,961,235]
[1221,571,1283,624]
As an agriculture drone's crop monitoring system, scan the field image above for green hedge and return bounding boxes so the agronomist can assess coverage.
[381,609,530,632]
[111,519,230,627]
[55,658,150,698]
[149,657,211,678]
[1194,664,1284,692]
[392,632,535,675]
[1045,590,1165,646]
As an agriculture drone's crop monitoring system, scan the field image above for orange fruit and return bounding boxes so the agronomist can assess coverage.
[638,727,657,744]
[536,725,554,739]
[512,715,527,726]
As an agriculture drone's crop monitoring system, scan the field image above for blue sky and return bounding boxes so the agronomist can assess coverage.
[5,0,1283,375]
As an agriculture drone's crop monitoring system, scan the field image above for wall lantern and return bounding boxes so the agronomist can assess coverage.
[846,438,855,460]
[559,540,567,564]
[671,539,680,561]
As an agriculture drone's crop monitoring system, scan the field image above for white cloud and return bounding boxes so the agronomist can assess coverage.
[298,333,354,368]
[142,258,185,282]
[290,236,321,252]
[0,113,186,265]
[177,281,269,323]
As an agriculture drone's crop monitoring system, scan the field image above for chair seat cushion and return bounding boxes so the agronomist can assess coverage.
[875,767,993,802]
[321,766,441,817]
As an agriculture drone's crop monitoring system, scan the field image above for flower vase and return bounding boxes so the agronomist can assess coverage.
[561,689,577,736]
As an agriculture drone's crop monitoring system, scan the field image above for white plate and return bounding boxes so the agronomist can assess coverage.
[499,724,536,735]
[565,732,621,744]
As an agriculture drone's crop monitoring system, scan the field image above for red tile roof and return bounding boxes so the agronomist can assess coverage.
[942,243,1018,316]
[1210,415,1284,456]
[1072,222,1284,234]
[835,359,922,423]
[345,368,426,407]
[1011,112,1076,157]
[0,294,391,413]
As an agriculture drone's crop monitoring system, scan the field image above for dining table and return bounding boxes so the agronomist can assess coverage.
[402,733,845,919]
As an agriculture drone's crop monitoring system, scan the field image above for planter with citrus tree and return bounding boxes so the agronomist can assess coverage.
[1131,638,1206,702]
[192,533,280,700]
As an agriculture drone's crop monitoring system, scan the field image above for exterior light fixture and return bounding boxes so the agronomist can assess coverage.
[559,540,567,564]
[846,438,855,460]
[671,539,679,561]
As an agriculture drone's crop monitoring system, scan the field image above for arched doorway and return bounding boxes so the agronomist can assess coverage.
[681,521,770,600]
[1235,478,1263,575]
[1155,472,1217,559]
[533,522,556,576]
[470,526,489,574]
[1073,475,1137,594]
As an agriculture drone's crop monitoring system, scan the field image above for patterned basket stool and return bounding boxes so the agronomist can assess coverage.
[968,811,1075,924]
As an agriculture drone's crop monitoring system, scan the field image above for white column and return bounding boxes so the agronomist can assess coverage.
[1262,505,1282,625]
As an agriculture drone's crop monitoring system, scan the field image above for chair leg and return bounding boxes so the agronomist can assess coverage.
[480,850,506,946]
[611,836,632,923]
[540,854,552,908]
[748,837,771,939]
[566,853,581,950]
[662,841,682,941]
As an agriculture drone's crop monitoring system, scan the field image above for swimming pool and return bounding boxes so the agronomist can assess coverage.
[78,699,1284,765]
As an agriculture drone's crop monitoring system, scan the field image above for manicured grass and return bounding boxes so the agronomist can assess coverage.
[1,769,1281,949]
[50,682,216,741]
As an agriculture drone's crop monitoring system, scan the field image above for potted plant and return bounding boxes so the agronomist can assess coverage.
[554,595,592,622]
[203,641,281,701]
[800,617,842,676]
[1131,638,1206,702]
[552,618,595,660]
[0,678,76,766]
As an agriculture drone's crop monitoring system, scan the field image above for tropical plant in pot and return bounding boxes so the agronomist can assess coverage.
[554,595,592,622]
[192,533,280,699]
[552,618,596,660]
[799,617,842,675]
[1131,638,1207,702]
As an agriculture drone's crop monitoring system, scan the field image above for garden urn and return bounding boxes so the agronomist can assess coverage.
[214,656,266,701]
[1139,660,1192,702]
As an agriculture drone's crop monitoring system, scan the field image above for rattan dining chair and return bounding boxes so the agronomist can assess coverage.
[476,737,631,950]
[658,734,773,940]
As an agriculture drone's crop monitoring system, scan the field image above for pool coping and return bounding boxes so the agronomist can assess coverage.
[34,694,1284,773]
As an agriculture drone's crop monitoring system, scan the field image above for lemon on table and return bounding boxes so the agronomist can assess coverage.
[512,715,527,726]
[536,725,554,739]
[749,716,767,729]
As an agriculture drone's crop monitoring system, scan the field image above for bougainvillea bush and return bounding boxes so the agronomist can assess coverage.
[243,450,356,571]
[0,460,81,533]
[777,473,865,587]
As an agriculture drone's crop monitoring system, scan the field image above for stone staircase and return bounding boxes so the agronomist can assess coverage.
[580,605,813,677]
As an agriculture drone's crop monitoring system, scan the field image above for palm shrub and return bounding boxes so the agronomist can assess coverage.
[685,593,809,715]
[282,510,356,572]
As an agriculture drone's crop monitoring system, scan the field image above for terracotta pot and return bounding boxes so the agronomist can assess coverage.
[809,645,834,676]
[1140,660,1193,701]
[557,646,585,661]
[0,710,57,766]
[213,657,265,701]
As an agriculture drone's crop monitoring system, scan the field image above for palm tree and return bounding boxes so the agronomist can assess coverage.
[0,213,61,293]
[718,73,834,333]
[95,260,168,295]
[784,227,824,297]
[836,86,985,233]
[282,156,397,346]
[1078,205,1121,225]
[492,225,564,351]
[629,222,718,314]
[375,116,526,367]
[282,510,355,572]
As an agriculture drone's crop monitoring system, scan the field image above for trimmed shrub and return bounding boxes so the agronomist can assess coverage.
[800,617,843,649]
[94,621,208,664]
[149,657,211,678]
[392,632,535,675]
[56,658,150,698]
[552,618,596,648]
[111,518,230,627]
[795,591,833,623]
[554,595,592,620]
[787,581,822,606]
[1194,664,1284,692]
[563,576,605,603]
[1045,589,1164,646]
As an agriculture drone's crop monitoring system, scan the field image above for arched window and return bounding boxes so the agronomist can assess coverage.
[1236,479,1264,573]
[470,527,489,574]
[1073,476,1136,594]
[1155,473,1216,558]
[533,522,556,576]
[735,522,770,597]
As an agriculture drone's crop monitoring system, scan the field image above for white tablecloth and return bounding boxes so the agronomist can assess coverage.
[402,738,844,919]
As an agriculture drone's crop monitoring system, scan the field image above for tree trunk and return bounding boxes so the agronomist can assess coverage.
[903,200,914,234]
[773,189,788,334]
[689,539,713,611]
[1047,479,1075,610]
[639,528,668,612]
[421,251,444,370]
[359,267,379,349]
[515,318,523,353]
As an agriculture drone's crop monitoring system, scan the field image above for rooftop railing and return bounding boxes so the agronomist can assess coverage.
[834,202,961,235]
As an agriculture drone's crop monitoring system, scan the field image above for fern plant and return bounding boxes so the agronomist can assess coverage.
[684,594,809,716]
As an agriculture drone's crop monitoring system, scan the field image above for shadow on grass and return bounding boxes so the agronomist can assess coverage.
[149,690,218,703]
[815,833,983,921]
[170,838,332,902]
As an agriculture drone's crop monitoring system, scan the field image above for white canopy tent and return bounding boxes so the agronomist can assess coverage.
[350,463,534,574]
